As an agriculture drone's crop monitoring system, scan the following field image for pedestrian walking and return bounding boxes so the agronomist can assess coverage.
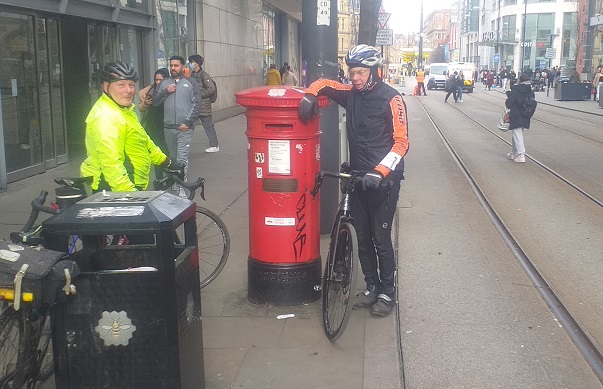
[266,64,282,85]
[298,44,409,317]
[592,67,603,102]
[188,54,219,153]
[456,70,465,102]
[499,66,509,91]
[153,55,201,197]
[282,65,298,86]
[486,70,494,90]
[505,73,536,163]
[444,72,458,103]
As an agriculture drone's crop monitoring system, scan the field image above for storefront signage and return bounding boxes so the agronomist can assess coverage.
[483,31,497,41]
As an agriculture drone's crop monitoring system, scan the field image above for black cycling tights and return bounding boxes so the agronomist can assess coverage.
[350,180,401,296]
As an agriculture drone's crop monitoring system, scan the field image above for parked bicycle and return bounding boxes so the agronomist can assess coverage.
[153,169,230,288]
[11,169,230,289]
[310,162,362,341]
[0,243,78,389]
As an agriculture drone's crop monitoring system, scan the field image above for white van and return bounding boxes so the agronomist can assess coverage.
[447,62,476,93]
[426,63,449,90]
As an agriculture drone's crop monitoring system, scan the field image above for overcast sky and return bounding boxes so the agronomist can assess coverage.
[382,0,455,34]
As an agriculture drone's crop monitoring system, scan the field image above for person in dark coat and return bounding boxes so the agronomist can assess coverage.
[444,71,458,103]
[504,73,535,163]
[139,68,170,178]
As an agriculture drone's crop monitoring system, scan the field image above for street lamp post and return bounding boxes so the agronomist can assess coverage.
[520,0,528,74]
[418,0,424,69]
[496,0,500,67]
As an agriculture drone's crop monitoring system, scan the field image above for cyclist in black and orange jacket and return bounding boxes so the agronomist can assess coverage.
[299,44,409,317]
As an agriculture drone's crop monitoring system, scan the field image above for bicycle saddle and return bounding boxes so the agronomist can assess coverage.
[54,176,93,187]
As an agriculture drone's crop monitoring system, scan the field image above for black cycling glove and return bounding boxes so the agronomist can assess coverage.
[361,170,383,190]
[299,94,319,121]
[166,159,185,179]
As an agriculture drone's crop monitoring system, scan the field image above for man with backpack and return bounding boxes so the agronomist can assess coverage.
[504,73,537,163]
[189,54,219,153]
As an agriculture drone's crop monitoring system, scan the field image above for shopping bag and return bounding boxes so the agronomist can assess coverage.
[497,108,510,131]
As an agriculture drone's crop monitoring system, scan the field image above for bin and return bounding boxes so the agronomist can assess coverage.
[235,86,329,305]
[554,82,591,101]
[43,191,204,389]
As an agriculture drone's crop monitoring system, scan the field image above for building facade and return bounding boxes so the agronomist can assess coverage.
[337,0,360,72]
[475,0,582,75]
[424,9,452,49]
[0,0,301,188]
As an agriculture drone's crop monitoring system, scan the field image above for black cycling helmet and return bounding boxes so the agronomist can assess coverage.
[102,61,138,83]
[345,44,382,68]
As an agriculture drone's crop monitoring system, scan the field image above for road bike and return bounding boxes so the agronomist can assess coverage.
[310,163,362,341]
[153,170,230,288]
[11,169,230,289]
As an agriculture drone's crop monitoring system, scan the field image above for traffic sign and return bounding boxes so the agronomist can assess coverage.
[493,54,500,63]
[378,13,391,29]
[545,48,557,59]
[376,29,393,46]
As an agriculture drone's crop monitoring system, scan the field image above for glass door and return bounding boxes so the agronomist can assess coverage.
[0,12,43,175]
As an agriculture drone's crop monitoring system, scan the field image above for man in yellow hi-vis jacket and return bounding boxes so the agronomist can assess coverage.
[81,61,180,192]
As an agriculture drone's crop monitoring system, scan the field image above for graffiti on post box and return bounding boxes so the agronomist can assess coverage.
[293,193,307,260]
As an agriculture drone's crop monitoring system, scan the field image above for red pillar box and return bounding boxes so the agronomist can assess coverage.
[235,86,330,305]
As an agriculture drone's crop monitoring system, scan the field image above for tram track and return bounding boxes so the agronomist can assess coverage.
[466,89,603,144]
[416,96,603,383]
[437,92,603,208]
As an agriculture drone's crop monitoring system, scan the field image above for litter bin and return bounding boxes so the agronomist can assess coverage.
[43,191,204,389]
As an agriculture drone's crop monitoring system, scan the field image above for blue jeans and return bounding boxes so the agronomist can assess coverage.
[456,85,463,100]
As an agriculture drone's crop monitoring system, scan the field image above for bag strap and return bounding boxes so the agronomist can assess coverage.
[13,263,29,311]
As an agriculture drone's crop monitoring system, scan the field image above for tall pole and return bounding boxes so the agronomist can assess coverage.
[496,0,500,66]
[418,0,424,69]
[520,0,527,73]
[301,0,339,233]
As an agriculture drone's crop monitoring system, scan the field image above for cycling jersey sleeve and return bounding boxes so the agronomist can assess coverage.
[374,94,409,178]
[305,79,352,107]
[89,116,137,192]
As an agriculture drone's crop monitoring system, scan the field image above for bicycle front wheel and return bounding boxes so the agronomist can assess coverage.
[196,207,230,289]
[322,221,358,341]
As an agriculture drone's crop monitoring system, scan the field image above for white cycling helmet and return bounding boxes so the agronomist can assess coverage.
[345,44,383,68]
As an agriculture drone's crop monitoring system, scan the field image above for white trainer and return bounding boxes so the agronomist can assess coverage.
[205,146,219,153]
[506,152,515,160]
[513,155,525,163]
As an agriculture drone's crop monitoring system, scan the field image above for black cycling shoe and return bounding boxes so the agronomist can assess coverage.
[370,294,395,317]
[352,286,378,310]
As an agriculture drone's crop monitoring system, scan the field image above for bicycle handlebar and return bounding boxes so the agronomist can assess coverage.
[310,169,363,199]
[153,170,205,201]
[21,191,59,233]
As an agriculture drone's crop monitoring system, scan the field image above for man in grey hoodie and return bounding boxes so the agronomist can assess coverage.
[154,56,201,195]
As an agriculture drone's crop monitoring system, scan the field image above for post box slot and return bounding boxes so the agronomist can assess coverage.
[262,178,298,192]
[264,123,294,132]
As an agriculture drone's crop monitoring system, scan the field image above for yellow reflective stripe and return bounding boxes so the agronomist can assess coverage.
[0,288,34,302]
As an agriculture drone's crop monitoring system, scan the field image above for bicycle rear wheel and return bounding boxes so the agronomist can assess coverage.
[35,314,53,383]
[196,207,230,289]
[0,304,31,388]
[322,221,358,341]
